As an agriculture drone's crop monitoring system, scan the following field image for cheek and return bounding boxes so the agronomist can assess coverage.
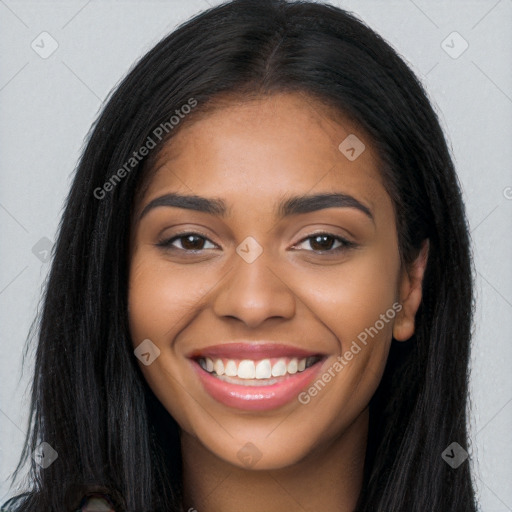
[288,246,400,420]
[127,251,222,345]
[285,244,400,349]
[127,251,212,431]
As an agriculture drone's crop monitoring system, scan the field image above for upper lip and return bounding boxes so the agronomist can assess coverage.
[188,343,323,360]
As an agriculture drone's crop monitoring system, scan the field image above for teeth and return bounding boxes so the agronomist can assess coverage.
[225,360,238,377]
[237,360,255,379]
[287,358,298,374]
[271,358,287,377]
[214,359,225,376]
[198,355,320,380]
[255,359,272,379]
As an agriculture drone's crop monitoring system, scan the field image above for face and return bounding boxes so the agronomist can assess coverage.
[128,92,424,470]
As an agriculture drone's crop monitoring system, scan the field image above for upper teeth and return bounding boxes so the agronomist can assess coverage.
[198,356,318,379]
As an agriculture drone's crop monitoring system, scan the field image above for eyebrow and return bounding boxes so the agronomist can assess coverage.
[138,192,374,222]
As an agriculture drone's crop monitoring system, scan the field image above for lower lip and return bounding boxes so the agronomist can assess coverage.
[191,359,325,411]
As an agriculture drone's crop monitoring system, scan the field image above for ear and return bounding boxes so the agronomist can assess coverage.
[393,239,429,342]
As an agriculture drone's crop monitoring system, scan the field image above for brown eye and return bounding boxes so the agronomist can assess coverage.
[178,234,207,250]
[309,234,337,251]
[293,233,356,253]
[156,232,217,252]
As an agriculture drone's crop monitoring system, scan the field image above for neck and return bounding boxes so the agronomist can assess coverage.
[180,408,368,512]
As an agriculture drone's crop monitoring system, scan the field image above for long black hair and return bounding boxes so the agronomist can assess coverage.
[3,0,478,510]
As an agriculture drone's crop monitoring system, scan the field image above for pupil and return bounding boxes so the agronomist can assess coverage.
[311,235,333,251]
[182,235,203,250]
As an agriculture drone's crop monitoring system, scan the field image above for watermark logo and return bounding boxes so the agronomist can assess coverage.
[31,32,58,59]
[339,134,365,161]
[134,338,161,366]
[441,442,468,468]
[236,236,263,263]
[32,236,53,263]
[237,442,262,468]
[32,441,58,469]
[441,31,469,59]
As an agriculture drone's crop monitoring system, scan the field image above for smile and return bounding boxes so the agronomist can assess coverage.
[189,343,326,410]
[198,355,322,383]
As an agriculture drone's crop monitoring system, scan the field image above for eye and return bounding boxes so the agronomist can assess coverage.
[156,232,217,252]
[292,233,357,253]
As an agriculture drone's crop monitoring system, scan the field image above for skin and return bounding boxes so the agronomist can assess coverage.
[128,92,428,512]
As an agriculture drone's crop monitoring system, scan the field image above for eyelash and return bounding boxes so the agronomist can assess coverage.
[156,231,357,254]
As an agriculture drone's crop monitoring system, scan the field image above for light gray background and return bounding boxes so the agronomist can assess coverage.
[1,0,511,510]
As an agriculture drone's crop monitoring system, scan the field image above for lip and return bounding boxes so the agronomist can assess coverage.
[188,342,320,360]
[188,343,326,411]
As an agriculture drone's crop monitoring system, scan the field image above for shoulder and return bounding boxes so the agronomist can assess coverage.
[1,492,33,512]
[1,493,115,511]
[0,503,18,511]
[0,500,16,511]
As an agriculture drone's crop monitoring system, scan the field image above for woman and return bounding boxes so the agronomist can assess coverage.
[2,0,478,510]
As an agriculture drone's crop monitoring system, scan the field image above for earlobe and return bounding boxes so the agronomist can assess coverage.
[393,239,429,342]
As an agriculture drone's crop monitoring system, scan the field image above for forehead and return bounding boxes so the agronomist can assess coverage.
[137,92,386,216]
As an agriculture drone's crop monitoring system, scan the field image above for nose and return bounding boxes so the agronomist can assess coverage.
[212,248,296,329]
